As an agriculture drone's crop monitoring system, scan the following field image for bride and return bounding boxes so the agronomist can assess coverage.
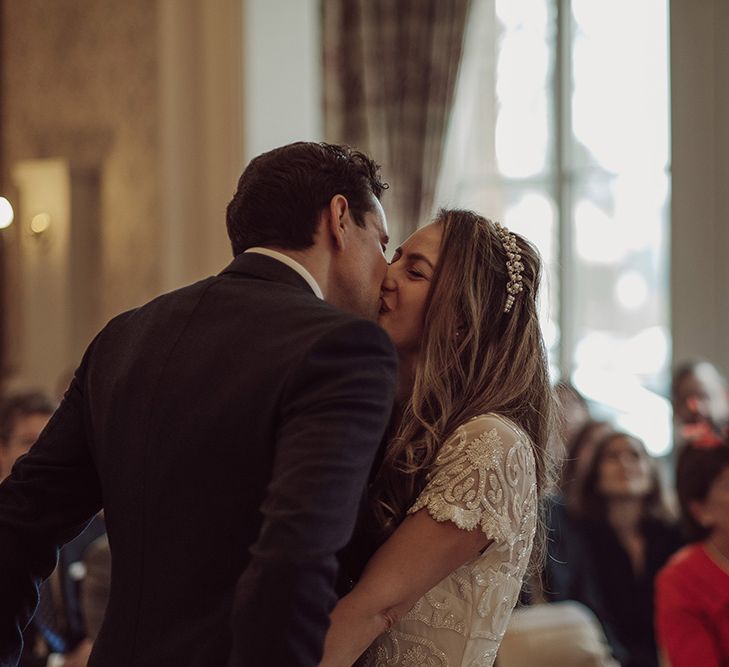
[320,209,555,666]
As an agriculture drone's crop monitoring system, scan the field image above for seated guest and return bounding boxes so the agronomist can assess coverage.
[672,361,729,450]
[555,380,592,448]
[0,392,106,667]
[81,532,111,641]
[544,420,614,603]
[655,425,729,666]
[513,421,619,667]
[561,420,616,517]
[572,432,683,667]
[0,393,55,482]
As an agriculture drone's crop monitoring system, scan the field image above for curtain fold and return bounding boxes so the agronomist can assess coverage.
[323,0,472,241]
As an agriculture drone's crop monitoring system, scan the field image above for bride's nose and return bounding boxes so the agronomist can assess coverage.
[381,266,397,292]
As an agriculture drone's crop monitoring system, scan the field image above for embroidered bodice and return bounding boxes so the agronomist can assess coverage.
[359,414,537,667]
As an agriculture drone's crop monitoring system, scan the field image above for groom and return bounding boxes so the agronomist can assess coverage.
[0,142,398,667]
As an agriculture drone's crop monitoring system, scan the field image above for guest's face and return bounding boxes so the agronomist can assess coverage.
[674,368,729,426]
[597,435,653,500]
[0,412,49,480]
[379,222,442,356]
[691,465,729,540]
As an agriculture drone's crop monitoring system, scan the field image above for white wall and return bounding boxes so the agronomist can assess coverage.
[158,0,245,290]
[156,0,323,295]
[671,0,729,376]
[10,160,72,394]
[243,0,323,161]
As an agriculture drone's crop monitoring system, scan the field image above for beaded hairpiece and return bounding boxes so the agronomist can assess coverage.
[494,222,524,313]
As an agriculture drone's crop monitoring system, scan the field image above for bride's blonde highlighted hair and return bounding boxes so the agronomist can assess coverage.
[372,209,557,567]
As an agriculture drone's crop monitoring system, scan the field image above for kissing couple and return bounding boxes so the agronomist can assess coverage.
[0,141,554,667]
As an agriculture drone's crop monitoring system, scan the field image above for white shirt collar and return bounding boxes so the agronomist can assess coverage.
[244,247,324,300]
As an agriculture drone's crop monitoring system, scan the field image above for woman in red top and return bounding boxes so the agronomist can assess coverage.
[655,428,729,666]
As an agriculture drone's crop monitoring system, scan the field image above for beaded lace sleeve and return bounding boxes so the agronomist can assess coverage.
[407,414,536,546]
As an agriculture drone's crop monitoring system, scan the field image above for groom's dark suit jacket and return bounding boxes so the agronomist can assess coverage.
[0,253,398,667]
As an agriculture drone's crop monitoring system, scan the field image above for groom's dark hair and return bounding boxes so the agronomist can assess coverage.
[225,142,388,255]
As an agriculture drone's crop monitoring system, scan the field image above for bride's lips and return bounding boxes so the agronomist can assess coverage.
[379,298,392,314]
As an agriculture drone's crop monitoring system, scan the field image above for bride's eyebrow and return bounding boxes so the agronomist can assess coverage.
[404,252,435,270]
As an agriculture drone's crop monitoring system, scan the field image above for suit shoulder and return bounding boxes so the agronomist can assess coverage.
[96,277,219,333]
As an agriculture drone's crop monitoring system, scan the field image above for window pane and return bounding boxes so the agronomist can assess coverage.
[494,0,554,178]
[437,0,671,452]
[570,0,670,173]
[571,173,670,362]
[437,0,555,191]
[569,0,671,455]
[437,0,558,371]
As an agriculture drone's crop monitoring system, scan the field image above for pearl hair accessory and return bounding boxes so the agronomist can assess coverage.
[494,222,524,313]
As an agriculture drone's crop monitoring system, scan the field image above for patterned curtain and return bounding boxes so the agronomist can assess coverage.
[323,0,472,242]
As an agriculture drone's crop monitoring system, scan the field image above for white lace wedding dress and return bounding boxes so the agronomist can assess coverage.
[358,413,537,667]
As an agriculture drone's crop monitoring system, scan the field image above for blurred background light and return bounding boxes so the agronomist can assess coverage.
[30,212,51,235]
[0,196,14,229]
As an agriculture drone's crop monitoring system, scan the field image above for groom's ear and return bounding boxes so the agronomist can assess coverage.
[324,194,351,252]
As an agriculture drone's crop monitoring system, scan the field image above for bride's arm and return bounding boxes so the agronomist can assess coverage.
[319,509,490,667]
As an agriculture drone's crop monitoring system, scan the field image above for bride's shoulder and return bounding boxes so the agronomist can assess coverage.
[409,412,537,535]
[453,413,532,449]
[433,414,535,476]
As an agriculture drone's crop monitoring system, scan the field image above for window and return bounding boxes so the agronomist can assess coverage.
[438,0,671,454]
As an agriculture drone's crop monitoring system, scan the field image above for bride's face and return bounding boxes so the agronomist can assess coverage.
[378,222,442,356]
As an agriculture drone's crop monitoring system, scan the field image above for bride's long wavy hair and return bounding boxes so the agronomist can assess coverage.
[372,209,557,570]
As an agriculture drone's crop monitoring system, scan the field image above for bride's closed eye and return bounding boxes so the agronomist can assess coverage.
[407,268,426,279]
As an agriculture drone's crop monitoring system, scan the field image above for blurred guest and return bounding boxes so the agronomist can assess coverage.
[505,418,618,666]
[0,392,55,481]
[672,361,729,449]
[539,384,598,602]
[544,420,615,603]
[561,420,616,515]
[655,425,729,666]
[0,392,105,667]
[573,432,683,667]
[555,380,592,449]
[512,420,619,666]
[80,533,110,642]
